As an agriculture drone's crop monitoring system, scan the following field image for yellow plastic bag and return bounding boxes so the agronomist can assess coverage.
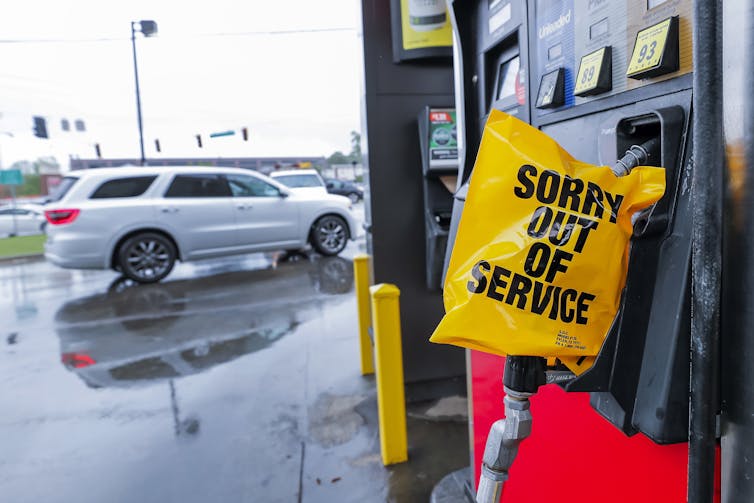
[430,110,666,375]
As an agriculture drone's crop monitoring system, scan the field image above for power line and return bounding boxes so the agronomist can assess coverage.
[0,36,123,44]
[0,27,357,45]
[0,72,60,84]
[193,27,356,38]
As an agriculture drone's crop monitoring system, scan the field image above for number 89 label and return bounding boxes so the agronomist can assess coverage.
[627,18,672,76]
[574,47,606,95]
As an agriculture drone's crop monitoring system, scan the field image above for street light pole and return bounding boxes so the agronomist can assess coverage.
[130,20,158,167]
[131,22,145,166]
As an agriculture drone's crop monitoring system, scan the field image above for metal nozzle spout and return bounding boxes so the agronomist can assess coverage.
[612,137,661,176]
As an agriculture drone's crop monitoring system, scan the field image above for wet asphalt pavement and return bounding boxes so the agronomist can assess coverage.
[0,212,469,503]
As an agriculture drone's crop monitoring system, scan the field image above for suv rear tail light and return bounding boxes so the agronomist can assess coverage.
[45,209,80,225]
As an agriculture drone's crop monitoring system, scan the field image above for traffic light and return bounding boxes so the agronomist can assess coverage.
[242,127,249,141]
[33,116,48,138]
[196,134,203,148]
[139,20,158,37]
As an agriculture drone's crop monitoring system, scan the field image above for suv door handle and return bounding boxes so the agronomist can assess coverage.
[161,207,179,213]
[237,204,252,210]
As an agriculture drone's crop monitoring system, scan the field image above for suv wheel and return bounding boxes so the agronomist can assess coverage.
[347,192,360,204]
[310,215,349,256]
[117,232,176,283]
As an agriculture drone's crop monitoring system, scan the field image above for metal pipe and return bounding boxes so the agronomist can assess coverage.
[131,21,146,166]
[476,390,533,503]
[612,138,660,176]
[689,0,723,501]
[476,357,545,503]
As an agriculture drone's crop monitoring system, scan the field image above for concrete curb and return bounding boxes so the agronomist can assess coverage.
[0,253,44,263]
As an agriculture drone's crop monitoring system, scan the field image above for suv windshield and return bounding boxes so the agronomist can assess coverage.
[275,174,323,188]
[47,176,79,203]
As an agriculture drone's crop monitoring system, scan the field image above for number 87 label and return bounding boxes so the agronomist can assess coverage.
[627,17,673,77]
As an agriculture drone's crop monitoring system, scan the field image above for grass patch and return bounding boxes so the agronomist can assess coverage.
[0,234,46,258]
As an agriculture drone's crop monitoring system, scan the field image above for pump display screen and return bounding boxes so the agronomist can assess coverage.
[548,44,562,61]
[589,18,609,40]
[496,56,520,101]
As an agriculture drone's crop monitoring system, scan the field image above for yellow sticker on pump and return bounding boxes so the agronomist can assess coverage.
[430,111,666,375]
[627,18,672,76]
[574,47,606,95]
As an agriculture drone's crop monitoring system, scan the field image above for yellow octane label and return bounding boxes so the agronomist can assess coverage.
[627,18,671,76]
[575,47,606,94]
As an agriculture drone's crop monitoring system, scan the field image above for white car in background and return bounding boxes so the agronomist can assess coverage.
[44,166,357,283]
[0,204,46,237]
[270,169,329,196]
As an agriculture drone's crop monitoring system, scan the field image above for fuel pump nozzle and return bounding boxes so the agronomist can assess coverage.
[612,137,663,232]
[612,137,660,176]
[477,141,662,502]
[476,356,546,503]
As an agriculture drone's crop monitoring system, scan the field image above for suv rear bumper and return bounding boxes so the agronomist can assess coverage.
[344,212,359,240]
[45,237,107,269]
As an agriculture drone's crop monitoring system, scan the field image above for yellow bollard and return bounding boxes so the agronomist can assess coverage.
[354,254,375,376]
[370,283,408,465]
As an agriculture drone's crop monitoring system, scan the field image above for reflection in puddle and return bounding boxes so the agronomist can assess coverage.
[55,256,354,389]
[169,380,200,439]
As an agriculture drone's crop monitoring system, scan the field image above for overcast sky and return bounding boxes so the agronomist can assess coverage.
[0,0,363,170]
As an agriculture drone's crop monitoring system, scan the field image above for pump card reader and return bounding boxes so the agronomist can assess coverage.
[627,16,679,80]
[574,46,612,97]
[535,67,565,109]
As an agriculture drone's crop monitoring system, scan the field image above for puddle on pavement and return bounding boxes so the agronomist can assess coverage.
[54,255,354,389]
[309,392,368,447]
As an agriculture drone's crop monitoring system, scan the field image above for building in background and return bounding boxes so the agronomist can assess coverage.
[69,156,327,176]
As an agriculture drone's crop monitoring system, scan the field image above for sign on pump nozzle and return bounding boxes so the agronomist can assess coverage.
[430,110,666,374]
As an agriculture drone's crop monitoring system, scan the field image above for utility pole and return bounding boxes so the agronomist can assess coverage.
[130,20,158,166]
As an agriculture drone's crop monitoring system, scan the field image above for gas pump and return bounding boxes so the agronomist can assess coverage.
[444,0,531,278]
[443,0,714,501]
[418,107,458,290]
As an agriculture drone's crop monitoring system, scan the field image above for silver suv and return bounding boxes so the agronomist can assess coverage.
[44,166,357,283]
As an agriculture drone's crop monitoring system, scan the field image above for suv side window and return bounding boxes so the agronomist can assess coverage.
[227,174,281,198]
[47,176,78,203]
[164,174,231,198]
[90,176,157,199]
